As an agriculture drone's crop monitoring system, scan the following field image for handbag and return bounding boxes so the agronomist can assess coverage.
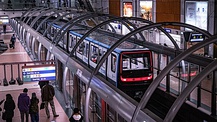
[40,102,45,110]
[2,111,6,120]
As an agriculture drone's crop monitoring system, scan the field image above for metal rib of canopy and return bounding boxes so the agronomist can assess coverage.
[35,9,69,31]
[24,8,50,23]
[29,8,62,28]
[52,13,113,44]
[20,7,44,21]
[42,11,86,36]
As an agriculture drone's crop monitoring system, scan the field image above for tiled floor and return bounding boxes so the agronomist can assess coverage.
[0,28,70,122]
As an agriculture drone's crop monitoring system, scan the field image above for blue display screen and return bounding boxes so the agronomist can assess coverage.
[22,65,56,82]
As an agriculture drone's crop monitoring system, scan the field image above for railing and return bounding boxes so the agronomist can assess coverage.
[0,2,61,11]
[0,60,55,86]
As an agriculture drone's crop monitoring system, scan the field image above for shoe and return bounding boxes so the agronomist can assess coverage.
[54,115,59,117]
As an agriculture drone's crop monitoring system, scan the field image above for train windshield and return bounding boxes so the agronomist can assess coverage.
[122,53,150,70]
[121,51,152,82]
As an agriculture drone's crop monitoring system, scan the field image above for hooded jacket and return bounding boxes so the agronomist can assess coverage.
[18,93,30,112]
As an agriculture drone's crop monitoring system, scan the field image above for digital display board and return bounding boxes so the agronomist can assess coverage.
[22,64,56,82]
[189,33,205,42]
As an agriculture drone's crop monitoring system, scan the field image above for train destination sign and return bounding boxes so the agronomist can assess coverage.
[22,64,56,82]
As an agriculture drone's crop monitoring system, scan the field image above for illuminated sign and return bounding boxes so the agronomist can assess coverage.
[22,64,56,82]
[190,33,205,42]
[164,28,171,33]
[185,1,208,30]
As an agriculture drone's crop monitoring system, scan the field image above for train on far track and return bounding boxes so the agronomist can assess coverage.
[45,20,153,98]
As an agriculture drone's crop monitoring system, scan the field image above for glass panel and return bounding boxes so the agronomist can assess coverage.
[201,89,211,112]
[189,87,198,105]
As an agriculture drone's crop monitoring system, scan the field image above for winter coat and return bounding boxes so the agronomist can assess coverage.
[18,93,30,112]
[4,98,15,119]
[69,113,83,122]
[29,98,39,114]
[41,84,55,101]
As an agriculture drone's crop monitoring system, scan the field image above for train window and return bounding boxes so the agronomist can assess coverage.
[90,45,99,63]
[111,54,116,72]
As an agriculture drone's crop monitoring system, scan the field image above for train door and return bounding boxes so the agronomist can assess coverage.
[107,53,118,85]
[82,39,89,64]
[98,47,107,76]
[76,37,89,65]
[68,33,77,52]
[89,43,99,68]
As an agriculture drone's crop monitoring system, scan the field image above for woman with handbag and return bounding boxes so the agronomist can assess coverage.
[3,94,15,122]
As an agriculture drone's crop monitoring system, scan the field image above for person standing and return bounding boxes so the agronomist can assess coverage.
[38,80,47,89]
[69,108,83,122]
[3,94,16,122]
[29,93,39,122]
[41,81,59,118]
[10,34,16,49]
[18,88,30,122]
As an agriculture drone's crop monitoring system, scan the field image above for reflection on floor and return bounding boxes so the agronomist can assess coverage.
[0,29,71,122]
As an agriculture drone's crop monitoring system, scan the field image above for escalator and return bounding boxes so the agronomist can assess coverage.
[77,0,95,12]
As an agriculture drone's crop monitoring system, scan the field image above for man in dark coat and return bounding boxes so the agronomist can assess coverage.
[4,94,15,122]
[41,81,59,118]
[18,88,30,122]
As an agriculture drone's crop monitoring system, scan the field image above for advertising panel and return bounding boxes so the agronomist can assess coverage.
[22,64,56,82]
[123,2,133,17]
[185,1,208,30]
[140,1,152,21]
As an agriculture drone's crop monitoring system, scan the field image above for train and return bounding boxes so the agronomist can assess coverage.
[45,20,154,98]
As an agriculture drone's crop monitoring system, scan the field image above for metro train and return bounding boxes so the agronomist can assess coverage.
[46,20,153,97]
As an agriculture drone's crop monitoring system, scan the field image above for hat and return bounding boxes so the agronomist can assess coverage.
[73,108,79,113]
[23,88,28,93]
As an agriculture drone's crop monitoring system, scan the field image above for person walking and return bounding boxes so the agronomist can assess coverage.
[29,93,39,122]
[10,34,16,49]
[41,81,59,118]
[18,88,30,122]
[69,108,83,122]
[3,94,16,122]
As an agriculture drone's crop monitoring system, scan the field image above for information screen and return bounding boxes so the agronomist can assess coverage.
[190,33,205,42]
[22,64,56,82]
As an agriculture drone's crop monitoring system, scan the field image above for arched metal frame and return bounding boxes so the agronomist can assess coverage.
[30,8,61,28]
[42,11,85,36]
[115,22,212,122]
[20,7,44,21]
[51,13,111,44]
[163,35,217,122]
[12,11,216,121]
[25,8,50,24]
[35,10,70,31]
[69,20,212,122]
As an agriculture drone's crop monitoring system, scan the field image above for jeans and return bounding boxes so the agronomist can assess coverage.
[30,113,39,122]
[20,111,29,122]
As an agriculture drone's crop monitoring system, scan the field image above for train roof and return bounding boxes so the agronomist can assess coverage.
[70,30,149,53]
[49,21,149,53]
